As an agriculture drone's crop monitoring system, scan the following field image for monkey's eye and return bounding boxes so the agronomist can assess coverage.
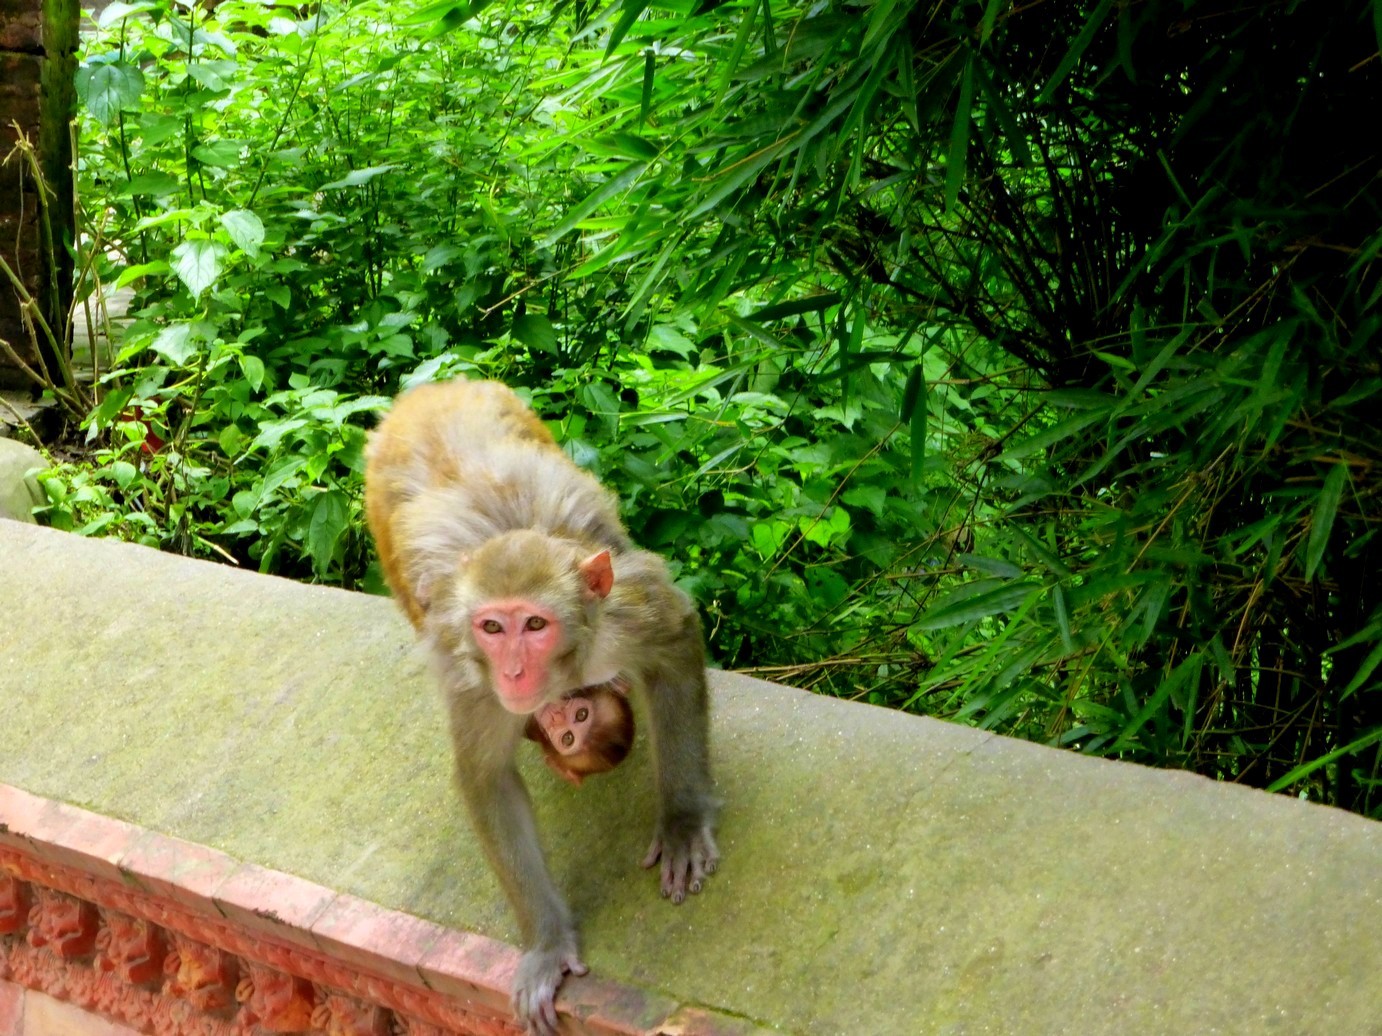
[480,619,502,634]
[575,707,589,722]
[560,732,575,748]
[525,616,548,631]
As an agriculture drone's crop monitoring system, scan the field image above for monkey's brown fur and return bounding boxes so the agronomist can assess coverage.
[363,378,719,1036]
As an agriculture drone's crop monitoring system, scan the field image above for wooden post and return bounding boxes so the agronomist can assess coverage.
[0,0,78,392]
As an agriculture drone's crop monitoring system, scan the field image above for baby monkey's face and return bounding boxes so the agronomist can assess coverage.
[535,694,599,756]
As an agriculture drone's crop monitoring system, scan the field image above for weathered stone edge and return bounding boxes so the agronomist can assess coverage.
[0,783,766,1036]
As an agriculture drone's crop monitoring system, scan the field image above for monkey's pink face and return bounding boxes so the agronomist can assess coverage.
[472,602,564,713]
[534,696,596,757]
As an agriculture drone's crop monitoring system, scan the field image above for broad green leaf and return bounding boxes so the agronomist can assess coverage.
[171,239,220,299]
[187,62,235,93]
[251,420,308,454]
[842,485,886,517]
[150,323,196,365]
[259,458,306,501]
[109,461,138,490]
[307,489,349,577]
[221,518,259,536]
[512,313,558,354]
[220,209,265,256]
[219,425,248,457]
[422,244,463,271]
[750,520,791,559]
[80,63,144,125]
[120,172,180,198]
[320,165,400,190]
[400,0,465,25]
[114,261,169,288]
[240,355,265,392]
[97,1,157,28]
[647,324,696,357]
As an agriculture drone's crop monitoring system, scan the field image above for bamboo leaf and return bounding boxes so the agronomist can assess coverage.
[1035,0,1114,105]
[998,409,1104,463]
[901,362,926,480]
[1267,727,1382,793]
[639,49,655,125]
[1052,583,1073,654]
[540,161,649,246]
[1111,653,1203,753]
[715,0,757,100]
[944,56,975,212]
[1303,462,1349,582]
[606,0,653,56]
[916,580,1042,630]
[979,0,1006,44]
[751,293,842,322]
[1339,640,1382,702]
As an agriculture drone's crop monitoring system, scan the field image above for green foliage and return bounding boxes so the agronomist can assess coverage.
[56,0,1380,817]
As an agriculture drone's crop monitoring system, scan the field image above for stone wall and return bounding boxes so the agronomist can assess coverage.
[1,520,1380,1035]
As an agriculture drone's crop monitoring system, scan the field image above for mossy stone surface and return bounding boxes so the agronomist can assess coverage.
[2,522,1380,1034]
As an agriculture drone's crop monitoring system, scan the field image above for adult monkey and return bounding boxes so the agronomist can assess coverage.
[363,379,719,1035]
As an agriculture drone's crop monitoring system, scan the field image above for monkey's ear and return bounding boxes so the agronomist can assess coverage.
[578,550,614,600]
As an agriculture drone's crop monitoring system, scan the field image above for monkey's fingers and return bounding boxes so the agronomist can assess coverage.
[642,827,719,904]
[513,947,587,1036]
[640,837,664,871]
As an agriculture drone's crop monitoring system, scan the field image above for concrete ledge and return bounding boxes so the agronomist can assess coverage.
[2,520,1381,1034]
[0,784,737,1035]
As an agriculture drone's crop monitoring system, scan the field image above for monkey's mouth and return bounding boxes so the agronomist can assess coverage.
[498,691,545,716]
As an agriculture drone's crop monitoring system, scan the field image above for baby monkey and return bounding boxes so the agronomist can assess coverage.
[525,677,634,785]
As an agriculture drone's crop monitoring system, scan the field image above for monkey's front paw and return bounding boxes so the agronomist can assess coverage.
[641,821,719,904]
[513,944,587,1036]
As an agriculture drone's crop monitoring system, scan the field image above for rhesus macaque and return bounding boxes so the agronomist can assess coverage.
[363,379,719,1036]
[525,678,635,786]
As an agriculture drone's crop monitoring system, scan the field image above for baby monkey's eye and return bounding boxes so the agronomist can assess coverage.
[575,707,589,722]
[561,732,574,748]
